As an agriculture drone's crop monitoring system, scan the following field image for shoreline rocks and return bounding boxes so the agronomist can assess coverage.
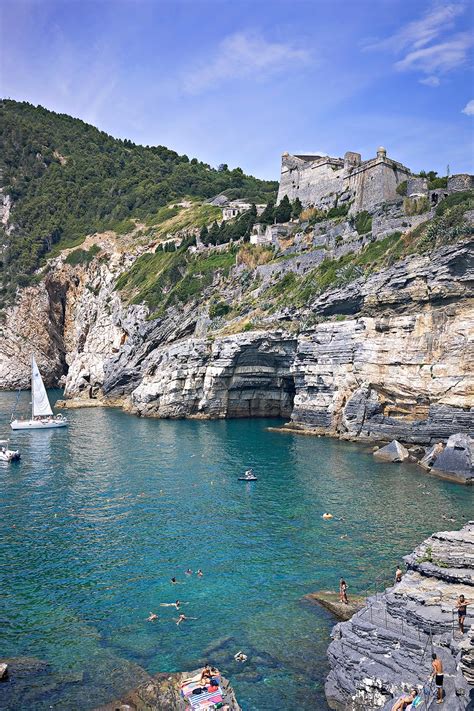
[325,521,474,710]
[303,591,366,622]
[95,669,241,711]
[373,440,409,463]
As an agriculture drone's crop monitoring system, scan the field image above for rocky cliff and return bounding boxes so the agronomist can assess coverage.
[325,522,474,710]
[0,231,472,451]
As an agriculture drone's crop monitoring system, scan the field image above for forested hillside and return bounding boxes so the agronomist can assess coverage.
[0,100,277,301]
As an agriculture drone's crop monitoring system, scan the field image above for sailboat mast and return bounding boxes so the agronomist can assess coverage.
[31,354,35,419]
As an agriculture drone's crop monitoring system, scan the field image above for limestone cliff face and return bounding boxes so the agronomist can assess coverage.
[325,522,474,710]
[0,237,472,448]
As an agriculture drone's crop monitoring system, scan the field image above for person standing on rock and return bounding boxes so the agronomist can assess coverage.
[455,595,470,634]
[395,565,403,583]
[339,578,348,604]
[430,653,444,704]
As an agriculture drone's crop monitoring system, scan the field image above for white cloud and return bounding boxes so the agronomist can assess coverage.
[462,99,474,115]
[395,32,472,74]
[366,3,465,52]
[365,3,470,84]
[419,75,440,87]
[182,31,310,94]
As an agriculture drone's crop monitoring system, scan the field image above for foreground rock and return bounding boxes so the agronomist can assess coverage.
[95,669,241,711]
[373,440,409,463]
[429,433,474,485]
[303,591,366,621]
[325,521,474,710]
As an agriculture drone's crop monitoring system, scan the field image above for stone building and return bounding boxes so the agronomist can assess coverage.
[222,200,266,221]
[277,147,411,212]
[250,223,291,246]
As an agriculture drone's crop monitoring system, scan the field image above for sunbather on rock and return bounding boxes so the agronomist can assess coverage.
[391,689,417,711]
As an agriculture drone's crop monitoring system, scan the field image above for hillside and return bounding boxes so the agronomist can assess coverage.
[0,100,277,303]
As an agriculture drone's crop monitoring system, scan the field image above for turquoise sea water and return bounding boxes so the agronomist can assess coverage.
[0,390,472,710]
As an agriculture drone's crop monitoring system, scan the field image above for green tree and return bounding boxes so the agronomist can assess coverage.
[199,225,209,245]
[274,195,292,223]
[208,221,221,245]
[259,200,275,225]
[291,197,303,219]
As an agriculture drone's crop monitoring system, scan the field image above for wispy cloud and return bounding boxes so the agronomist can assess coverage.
[365,3,471,84]
[182,31,310,94]
[419,75,440,87]
[366,4,465,52]
[462,99,474,115]
[395,32,472,74]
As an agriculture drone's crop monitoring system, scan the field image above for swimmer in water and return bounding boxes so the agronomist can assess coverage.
[160,600,183,609]
[175,614,197,626]
[185,568,193,575]
[197,569,203,577]
[147,612,158,621]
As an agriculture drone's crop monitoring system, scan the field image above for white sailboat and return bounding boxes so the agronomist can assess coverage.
[10,355,68,430]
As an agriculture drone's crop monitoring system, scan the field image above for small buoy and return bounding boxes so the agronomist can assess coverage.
[322,513,333,519]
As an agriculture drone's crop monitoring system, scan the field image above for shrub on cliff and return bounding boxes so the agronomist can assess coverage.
[354,210,372,234]
[403,196,430,216]
[396,180,407,196]
[64,244,101,266]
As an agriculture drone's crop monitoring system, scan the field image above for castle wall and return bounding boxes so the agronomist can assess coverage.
[277,150,411,213]
[277,155,344,207]
[349,158,410,212]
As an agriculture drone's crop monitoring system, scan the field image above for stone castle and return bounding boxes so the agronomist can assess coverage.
[276,147,473,213]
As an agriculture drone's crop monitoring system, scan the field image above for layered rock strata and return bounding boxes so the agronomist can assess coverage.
[0,237,472,450]
[325,522,474,710]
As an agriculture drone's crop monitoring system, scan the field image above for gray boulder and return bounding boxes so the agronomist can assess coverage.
[419,442,444,470]
[373,440,409,462]
[431,433,474,484]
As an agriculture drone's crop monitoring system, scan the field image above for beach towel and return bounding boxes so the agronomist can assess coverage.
[181,679,223,709]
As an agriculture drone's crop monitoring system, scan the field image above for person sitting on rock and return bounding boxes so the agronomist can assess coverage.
[455,594,470,634]
[390,689,416,711]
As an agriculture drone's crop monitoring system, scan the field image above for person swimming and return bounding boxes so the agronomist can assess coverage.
[185,568,193,575]
[147,612,158,621]
[160,600,183,609]
[197,569,203,577]
[175,614,197,626]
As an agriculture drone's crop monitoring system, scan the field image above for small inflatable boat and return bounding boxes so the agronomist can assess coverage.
[0,441,21,462]
[239,469,257,481]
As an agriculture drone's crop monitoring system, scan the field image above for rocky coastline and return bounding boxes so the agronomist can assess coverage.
[0,218,472,469]
[325,521,474,710]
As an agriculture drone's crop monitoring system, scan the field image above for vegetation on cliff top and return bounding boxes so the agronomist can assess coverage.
[0,100,277,303]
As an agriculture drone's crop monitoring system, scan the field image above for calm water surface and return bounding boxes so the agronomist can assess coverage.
[0,391,472,710]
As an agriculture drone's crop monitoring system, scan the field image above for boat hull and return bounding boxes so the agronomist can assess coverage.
[11,419,68,430]
[0,450,21,462]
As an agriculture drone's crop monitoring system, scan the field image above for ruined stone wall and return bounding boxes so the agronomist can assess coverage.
[448,174,474,192]
[407,177,428,197]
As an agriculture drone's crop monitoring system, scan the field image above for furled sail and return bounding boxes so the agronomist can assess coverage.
[31,355,53,418]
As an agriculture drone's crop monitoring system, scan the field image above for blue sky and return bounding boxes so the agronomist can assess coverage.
[1,0,473,179]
